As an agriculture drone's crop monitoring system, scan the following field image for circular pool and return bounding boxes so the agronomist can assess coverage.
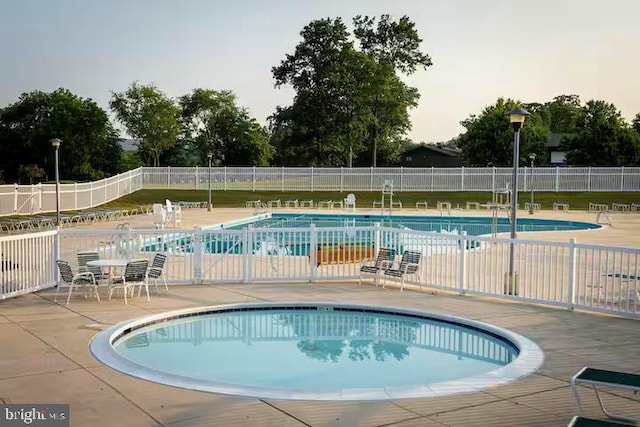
[90,303,544,400]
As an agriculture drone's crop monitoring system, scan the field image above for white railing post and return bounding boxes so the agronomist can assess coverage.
[430,167,435,191]
[74,182,78,210]
[310,167,314,192]
[89,181,93,207]
[103,178,107,204]
[620,166,625,190]
[370,167,374,190]
[224,166,227,191]
[195,166,199,191]
[373,222,381,255]
[400,166,404,191]
[243,225,252,283]
[523,166,527,191]
[192,227,203,284]
[252,166,256,192]
[567,238,577,310]
[309,224,317,283]
[38,183,43,213]
[281,166,285,192]
[587,167,592,191]
[13,184,18,213]
[555,167,560,192]
[491,167,496,193]
[340,167,344,192]
[458,232,467,295]
[461,166,465,191]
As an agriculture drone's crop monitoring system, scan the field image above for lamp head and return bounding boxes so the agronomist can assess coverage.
[529,153,537,161]
[506,108,530,130]
[50,138,62,149]
[207,151,213,160]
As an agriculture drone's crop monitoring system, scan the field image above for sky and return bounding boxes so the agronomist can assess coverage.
[1,0,639,143]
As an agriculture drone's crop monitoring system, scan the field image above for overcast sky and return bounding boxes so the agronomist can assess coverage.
[1,0,639,143]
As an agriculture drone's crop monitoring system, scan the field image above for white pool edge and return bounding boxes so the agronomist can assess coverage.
[89,302,544,401]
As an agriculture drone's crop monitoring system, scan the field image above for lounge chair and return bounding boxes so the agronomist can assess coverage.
[55,260,100,305]
[359,247,396,285]
[383,250,422,291]
[571,367,640,425]
[165,199,182,227]
[152,203,167,229]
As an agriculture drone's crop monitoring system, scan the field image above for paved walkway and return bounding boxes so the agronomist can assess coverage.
[1,282,640,426]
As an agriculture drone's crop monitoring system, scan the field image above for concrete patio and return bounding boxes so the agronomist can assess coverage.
[2,280,640,426]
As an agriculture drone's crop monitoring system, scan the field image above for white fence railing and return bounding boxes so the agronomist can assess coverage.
[142,166,640,192]
[3,225,638,319]
[0,168,143,217]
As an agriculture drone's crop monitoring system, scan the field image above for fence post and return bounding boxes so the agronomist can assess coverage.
[38,183,43,213]
[243,225,252,283]
[587,167,592,191]
[104,178,107,204]
[430,167,435,191]
[620,166,625,191]
[458,232,467,295]
[224,166,227,191]
[281,166,285,192]
[309,224,317,283]
[555,167,560,192]
[567,238,577,310]
[89,181,93,207]
[400,166,404,191]
[461,166,465,191]
[370,167,374,190]
[491,167,496,193]
[73,183,78,211]
[129,169,133,194]
[192,227,202,284]
[523,166,527,192]
[311,167,314,192]
[13,184,18,213]
[167,166,171,188]
[252,166,256,192]
[195,166,199,191]
[340,167,344,192]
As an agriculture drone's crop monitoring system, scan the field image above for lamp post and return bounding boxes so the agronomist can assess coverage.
[50,138,62,226]
[528,153,537,214]
[207,151,213,212]
[505,108,530,294]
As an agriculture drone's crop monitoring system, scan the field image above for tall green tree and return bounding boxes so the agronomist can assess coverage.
[270,15,429,167]
[110,82,181,167]
[544,94,581,134]
[633,113,640,134]
[457,98,549,166]
[562,100,640,166]
[0,89,122,183]
[179,89,273,166]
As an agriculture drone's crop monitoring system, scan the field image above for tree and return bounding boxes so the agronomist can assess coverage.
[179,89,273,166]
[110,82,181,167]
[270,15,429,166]
[0,89,122,183]
[633,113,640,134]
[457,98,549,166]
[544,94,581,134]
[562,100,640,166]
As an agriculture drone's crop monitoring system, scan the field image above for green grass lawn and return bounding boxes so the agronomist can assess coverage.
[103,189,640,211]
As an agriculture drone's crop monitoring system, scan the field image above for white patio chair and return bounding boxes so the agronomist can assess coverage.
[344,194,356,212]
[152,203,167,229]
[165,199,182,227]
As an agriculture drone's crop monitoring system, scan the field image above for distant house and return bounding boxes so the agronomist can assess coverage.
[547,133,570,165]
[399,144,463,167]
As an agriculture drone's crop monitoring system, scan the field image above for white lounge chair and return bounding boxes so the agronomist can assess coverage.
[152,203,166,229]
[165,199,182,227]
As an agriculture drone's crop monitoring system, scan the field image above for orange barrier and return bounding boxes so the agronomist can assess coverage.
[311,245,375,266]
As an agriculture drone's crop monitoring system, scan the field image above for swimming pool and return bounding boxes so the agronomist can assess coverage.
[143,213,599,256]
[90,303,544,400]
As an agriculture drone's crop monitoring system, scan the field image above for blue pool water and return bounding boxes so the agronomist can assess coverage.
[93,304,543,400]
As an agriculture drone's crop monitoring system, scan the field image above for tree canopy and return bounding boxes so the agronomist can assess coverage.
[110,82,181,167]
[270,15,430,167]
[0,88,122,183]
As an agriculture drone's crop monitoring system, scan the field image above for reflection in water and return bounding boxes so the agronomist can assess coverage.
[123,309,517,366]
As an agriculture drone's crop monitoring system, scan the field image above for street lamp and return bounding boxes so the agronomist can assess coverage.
[528,153,537,215]
[207,151,213,212]
[50,138,62,226]
[505,108,530,295]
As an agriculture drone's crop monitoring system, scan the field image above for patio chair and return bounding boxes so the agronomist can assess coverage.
[383,250,422,291]
[109,259,149,304]
[165,199,182,227]
[55,260,100,305]
[359,247,396,285]
[571,367,640,425]
[344,193,356,212]
[152,203,167,229]
[147,253,168,292]
[77,251,108,282]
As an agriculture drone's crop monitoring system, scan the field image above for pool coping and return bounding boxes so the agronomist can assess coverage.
[89,302,545,401]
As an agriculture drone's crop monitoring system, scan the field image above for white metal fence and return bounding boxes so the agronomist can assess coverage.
[142,166,640,192]
[2,225,638,319]
[1,166,638,217]
[0,168,143,216]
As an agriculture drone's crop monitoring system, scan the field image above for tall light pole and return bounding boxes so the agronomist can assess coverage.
[207,151,213,212]
[528,153,537,215]
[505,108,530,294]
[50,138,62,226]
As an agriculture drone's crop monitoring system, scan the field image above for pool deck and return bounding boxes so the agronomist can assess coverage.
[1,207,640,426]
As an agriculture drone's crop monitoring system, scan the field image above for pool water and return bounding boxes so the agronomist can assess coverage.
[110,306,522,397]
